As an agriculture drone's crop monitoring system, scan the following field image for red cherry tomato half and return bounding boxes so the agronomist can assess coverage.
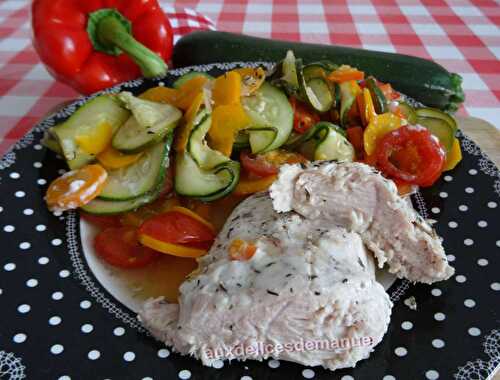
[290,97,320,134]
[80,212,121,230]
[138,211,215,245]
[375,125,445,187]
[94,227,160,269]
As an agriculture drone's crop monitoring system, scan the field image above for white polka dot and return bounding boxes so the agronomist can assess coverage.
[439,192,448,198]
[58,169,66,175]
[487,201,497,208]
[157,348,169,358]
[19,242,31,250]
[4,225,15,232]
[178,370,191,380]
[464,299,476,308]
[142,378,153,380]
[455,275,467,283]
[35,224,46,231]
[431,288,442,296]
[17,304,30,313]
[447,254,455,262]
[38,256,49,265]
[80,300,91,309]
[58,377,70,380]
[463,238,474,246]
[113,327,125,336]
[401,321,413,330]
[394,347,407,357]
[123,352,135,362]
[431,207,440,214]
[0,206,2,212]
[432,339,445,348]
[53,211,62,218]
[26,278,38,287]
[51,344,64,355]
[15,191,25,198]
[4,263,16,271]
[477,220,487,228]
[88,350,100,360]
[383,376,396,380]
[212,359,224,369]
[34,144,42,150]
[37,178,47,185]
[268,359,280,368]
[477,258,488,266]
[468,169,477,175]
[302,369,315,379]
[444,175,453,181]
[490,282,500,291]
[49,316,61,326]
[10,172,20,179]
[13,333,27,343]
[33,162,42,168]
[468,327,481,336]
[23,208,34,216]
[52,291,63,300]
[51,238,62,246]
[434,312,446,321]
[458,205,468,212]
[425,370,439,379]
[81,324,93,333]
[465,187,474,193]
[59,269,70,278]
[341,376,354,380]
[448,221,458,228]
[241,377,253,380]
[497,240,500,248]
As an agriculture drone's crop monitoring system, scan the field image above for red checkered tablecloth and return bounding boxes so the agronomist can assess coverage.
[0,0,499,155]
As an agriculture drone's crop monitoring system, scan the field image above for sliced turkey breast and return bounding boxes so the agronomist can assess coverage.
[270,161,454,284]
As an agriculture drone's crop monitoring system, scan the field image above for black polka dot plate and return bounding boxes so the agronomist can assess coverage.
[0,63,499,380]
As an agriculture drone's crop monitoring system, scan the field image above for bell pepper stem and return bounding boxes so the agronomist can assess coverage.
[88,9,167,78]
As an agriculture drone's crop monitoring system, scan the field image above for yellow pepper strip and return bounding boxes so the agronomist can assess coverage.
[75,121,113,155]
[234,175,277,196]
[212,71,242,106]
[175,76,210,110]
[363,113,402,156]
[171,206,215,232]
[233,67,266,96]
[208,103,251,156]
[175,92,205,152]
[139,234,207,258]
[139,86,179,105]
[97,146,143,170]
[443,137,462,171]
[362,88,376,124]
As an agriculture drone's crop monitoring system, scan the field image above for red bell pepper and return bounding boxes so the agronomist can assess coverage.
[32,0,173,94]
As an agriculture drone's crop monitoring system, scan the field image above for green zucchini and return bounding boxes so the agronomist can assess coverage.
[416,117,454,152]
[41,130,62,155]
[172,31,464,112]
[366,77,387,114]
[112,92,182,153]
[241,82,293,153]
[397,102,418,124]
[174,152,240,202]
[173,72,213,89]
[415,107,457,133]
[52,95,129,170]
[233,131,250,150]
[298,122,354,162]
[98,137,171,201]
[339,81,357,127]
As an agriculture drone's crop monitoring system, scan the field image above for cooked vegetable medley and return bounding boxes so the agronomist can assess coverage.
[44,51,462,274]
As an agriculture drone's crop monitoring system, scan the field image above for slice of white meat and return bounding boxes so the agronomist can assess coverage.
[270,161,454,284]
[140,194,392,370]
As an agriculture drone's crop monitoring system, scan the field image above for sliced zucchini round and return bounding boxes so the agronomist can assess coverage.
[416,107,457,133]
[366,77,388,114]
[297,122,354,162]
[233,131,250,150]
[417,116,454,152]
[339,81,358,127]
[174,152,240,201]
[398,102,418,124]
[173,72,213,89]
[302,77,334,113]
[98,137,170,201]
[112,93,182,154]
[242,82,293,153]
[81,188,161,215]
